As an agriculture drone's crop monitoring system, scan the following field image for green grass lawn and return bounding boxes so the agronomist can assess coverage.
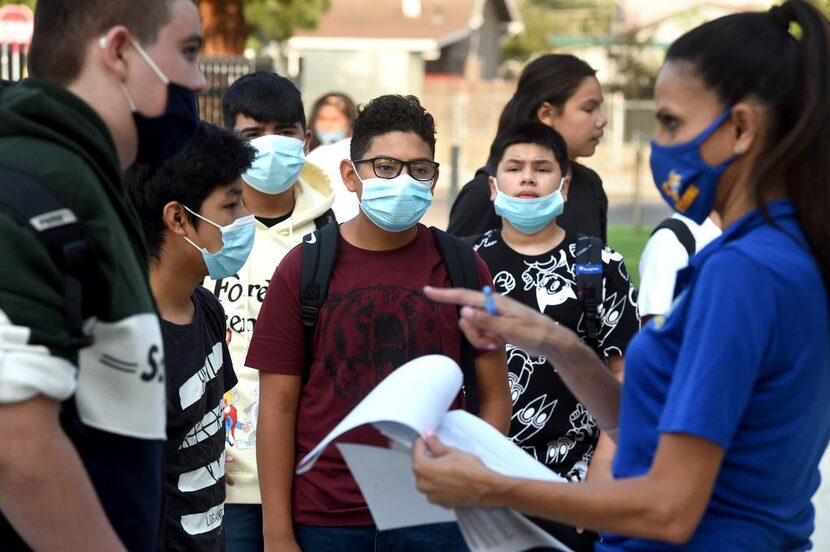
[607,225,651,288]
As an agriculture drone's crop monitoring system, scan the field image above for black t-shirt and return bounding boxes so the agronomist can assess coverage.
[448,163,608,242]
[473,230,639,480]
[160,287,236,551]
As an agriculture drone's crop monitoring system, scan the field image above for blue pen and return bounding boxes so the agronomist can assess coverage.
[482,285,499,316]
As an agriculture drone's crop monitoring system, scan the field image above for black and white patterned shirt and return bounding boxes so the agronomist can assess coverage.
[474,229,639,481]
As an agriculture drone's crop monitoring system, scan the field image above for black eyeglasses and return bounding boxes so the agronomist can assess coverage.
[353,157,439,182]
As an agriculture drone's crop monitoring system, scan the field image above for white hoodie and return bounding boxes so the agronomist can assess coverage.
[204,161,334,503]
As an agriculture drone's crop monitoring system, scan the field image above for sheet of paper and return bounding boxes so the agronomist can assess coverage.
[456,508,574,552]
[337,443,456,530]
[338,444,573,552]
[436,410,565,483]
[296,355,462,474]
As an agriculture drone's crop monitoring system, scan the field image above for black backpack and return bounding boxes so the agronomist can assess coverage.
[299,223,482,414]
[650,217,696,257]
[0,165,97,350]
[574,234,605,352]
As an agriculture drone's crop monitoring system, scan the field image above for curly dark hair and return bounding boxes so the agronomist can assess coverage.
[125,121,256,262]
[350,95,436,160]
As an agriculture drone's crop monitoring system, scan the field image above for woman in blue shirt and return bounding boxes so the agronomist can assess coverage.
[415,1,830,549]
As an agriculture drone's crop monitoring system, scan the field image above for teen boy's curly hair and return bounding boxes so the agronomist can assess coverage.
[350,95,436,160]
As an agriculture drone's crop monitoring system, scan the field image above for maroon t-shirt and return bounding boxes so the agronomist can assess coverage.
[246,224,493,526]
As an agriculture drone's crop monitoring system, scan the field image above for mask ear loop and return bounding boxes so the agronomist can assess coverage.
[128,37,171,85]
[99,36,139,112]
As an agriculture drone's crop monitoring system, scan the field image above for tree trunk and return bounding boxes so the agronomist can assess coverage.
[199,0,247,56]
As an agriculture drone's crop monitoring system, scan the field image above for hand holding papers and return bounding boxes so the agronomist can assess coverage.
[296,354,573,552]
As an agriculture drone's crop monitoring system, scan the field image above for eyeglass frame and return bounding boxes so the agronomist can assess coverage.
[352,156,440,182]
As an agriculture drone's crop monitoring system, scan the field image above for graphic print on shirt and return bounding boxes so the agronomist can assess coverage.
[473,229,639,480]
[521,250,578,312]
[318,284,444,402]
[223,389,256,449]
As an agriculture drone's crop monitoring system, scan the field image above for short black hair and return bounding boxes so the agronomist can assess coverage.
[350,95,436,160]
[487,121,570,177]
[29,0,173,85]
[222,71,306,130]
[125,121,256,262]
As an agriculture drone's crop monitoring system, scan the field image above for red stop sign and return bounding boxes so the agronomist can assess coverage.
[0,5,34,46]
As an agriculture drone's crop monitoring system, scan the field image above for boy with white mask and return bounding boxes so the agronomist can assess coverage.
[206,71,335,551]
[471,121,639,551]
[246,94,511,551]
[125,122,257,551]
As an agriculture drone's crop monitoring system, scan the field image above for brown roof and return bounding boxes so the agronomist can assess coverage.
[293,0,515,42]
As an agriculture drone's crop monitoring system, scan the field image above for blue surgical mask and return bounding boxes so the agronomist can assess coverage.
[242,135,306,195]
[183,207,256,279]
[315,129,346,146]
[118,37,199,167]
[649,109,736,224]
[354,164,434,232]
[493,177,566,235]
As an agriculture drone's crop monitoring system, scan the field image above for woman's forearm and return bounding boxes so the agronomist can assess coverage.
[539,325,622,434]
[485,472,690,544]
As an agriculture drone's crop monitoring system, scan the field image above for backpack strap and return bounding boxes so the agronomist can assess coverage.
[430,227,480,415]
[313,208,338,230]
[651,217,696,257]
[0,165,96,350]
[575,234,604,352]
[299,222,340,384]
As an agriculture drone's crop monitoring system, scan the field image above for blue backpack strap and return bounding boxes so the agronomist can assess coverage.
[0,164,96,350]
[299,222,340,385]
[651,217,696,257]
[575,234,604,352]
[430,226,480,415]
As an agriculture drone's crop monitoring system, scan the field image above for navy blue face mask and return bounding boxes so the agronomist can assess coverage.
[119,38,199,167]
[649,109,736,224]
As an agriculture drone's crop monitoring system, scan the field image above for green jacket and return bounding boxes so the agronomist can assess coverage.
[0,79,164,551]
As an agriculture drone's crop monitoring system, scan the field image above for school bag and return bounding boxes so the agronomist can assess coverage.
[650,217,696,257]
[0,164,97,350]
[299,223,481,414]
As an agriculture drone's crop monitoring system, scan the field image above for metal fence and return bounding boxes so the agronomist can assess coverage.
[199,56,255,125]
[1,42,27,82]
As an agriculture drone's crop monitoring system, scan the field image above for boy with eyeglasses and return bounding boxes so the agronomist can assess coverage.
[246,95,511,551]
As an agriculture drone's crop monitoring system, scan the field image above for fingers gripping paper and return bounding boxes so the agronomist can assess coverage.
[297,354,573,552]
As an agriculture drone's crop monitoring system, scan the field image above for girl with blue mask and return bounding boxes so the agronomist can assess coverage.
[415,3,830,551]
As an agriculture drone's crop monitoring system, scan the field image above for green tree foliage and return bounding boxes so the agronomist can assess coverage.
[0,0,36,9]
[244,0,331,44]
[502,0,615,62]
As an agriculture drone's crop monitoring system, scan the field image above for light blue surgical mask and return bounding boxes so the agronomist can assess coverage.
[242,135,306,195]
[493,177,566,235]
[354,164,434,232]
[183,206,256,279]
[315,128,346,146]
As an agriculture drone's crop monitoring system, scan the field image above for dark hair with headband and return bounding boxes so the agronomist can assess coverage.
[666,0,830,285]
[497,54,597,134]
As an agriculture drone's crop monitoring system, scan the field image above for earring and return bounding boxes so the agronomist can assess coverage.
[734,145,744,155]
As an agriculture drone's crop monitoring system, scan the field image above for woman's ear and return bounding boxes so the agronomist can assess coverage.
[536,101,559,127]
[162,202,190,237]
[731,102,761,157]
